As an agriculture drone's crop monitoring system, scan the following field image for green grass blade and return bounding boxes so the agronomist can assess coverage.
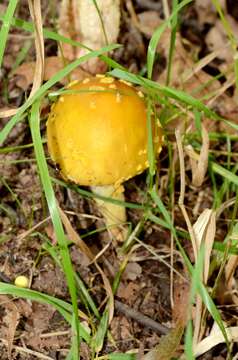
[107,354,136,360]
[92,0,109,45]
[146,212,172,230]
[29,100,80,358]
[150,186,193,273]
[198,283,230,350]
[53,177,145,210]
[0,0,18,68]
[147,0,192,79]
[166,0,179,86]
[184,320,194,359]
[91,309,109,353]
[149,186,175,231]
[211,162,238,187]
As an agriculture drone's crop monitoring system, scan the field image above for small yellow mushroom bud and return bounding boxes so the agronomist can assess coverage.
[14,275,29,288]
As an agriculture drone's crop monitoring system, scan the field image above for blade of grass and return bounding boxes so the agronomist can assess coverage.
[184,320,194,359]
[91,309,109,353]
[147,0,192,79]
[29,99,80,358]
[166,0,179,86]
[98,354,136,360]
[52,177,145,210]
[150,185,193,272]
[92,0,109,45]
[211,162,238,187]
[0,0,18,68]
[198,283,230,352]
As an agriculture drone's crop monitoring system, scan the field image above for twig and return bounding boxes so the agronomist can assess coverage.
[114,300,169,335]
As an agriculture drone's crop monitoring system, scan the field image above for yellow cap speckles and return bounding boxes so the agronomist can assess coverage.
[137,91,144,98]
[67,79,79,88]
[109,84,117,89]
[82,78,90,84]
[138,149,147,156]
[59,97,65,102]
[116,92,122,103]
[96,74,105,78]
[157,119,162,128]
[100,77,114,84]
[119,79,133,87]
[136,164,143,172]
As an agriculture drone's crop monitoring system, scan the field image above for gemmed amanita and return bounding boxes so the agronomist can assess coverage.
[47,75,163,241]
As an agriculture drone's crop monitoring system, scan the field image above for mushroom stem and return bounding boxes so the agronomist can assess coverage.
[91,184,127,242]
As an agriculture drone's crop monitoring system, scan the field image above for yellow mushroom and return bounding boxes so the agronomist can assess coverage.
[47,76,163,241]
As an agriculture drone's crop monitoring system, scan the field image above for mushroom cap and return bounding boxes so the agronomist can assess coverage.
[47,76,163,186]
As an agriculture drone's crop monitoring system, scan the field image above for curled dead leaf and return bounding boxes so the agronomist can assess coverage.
[193,208,216,284]
[194,322,238,358]
[186,125,209,187]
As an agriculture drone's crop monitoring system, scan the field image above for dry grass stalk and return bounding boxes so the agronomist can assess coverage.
[185,125,209,188]
[28,0,44,96]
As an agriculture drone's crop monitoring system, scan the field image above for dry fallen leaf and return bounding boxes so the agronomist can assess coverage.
[172,278,190,326]
[192,208,216,346]
[116,282,140,301]
[193,208,216,284]
[137,10,162,37]
[186,125,209,187]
